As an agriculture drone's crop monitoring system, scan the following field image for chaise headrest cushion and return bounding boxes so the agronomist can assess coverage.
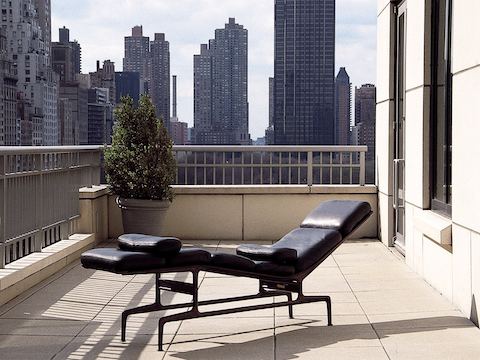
[118,234,182,256]
[300,200,372,237]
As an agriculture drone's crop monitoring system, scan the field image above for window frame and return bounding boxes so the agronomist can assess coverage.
[430,0,453,217]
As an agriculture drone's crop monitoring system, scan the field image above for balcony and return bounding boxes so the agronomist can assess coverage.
[0,146,479,359]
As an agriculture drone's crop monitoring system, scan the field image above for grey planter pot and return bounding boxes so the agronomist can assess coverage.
[117,197,171,236]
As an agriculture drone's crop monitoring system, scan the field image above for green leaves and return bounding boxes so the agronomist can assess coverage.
[104,95,176,201]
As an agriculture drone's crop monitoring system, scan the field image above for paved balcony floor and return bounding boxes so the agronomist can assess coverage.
[0,240,479,359]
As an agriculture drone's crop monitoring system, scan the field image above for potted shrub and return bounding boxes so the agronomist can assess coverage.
[105,95,176,236]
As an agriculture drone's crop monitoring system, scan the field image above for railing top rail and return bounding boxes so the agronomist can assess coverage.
[172,145,368,152]
[0,146,104,155]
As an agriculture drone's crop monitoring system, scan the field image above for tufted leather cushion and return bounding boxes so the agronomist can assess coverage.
[167,248,212,267]
[236,244,297,265]
[118,234,182,256]
[81,247,212,274]
[211,253,295,276]
[81,248,167,274]
[272,228,342,272]
[300,200,371,237]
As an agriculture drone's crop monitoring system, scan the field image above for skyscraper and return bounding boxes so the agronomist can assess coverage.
[354,83,376,183]
[90,60,116,105]
[150,33,170,126]
[123,26,150,94]
[170,75,188,145]
[194,18,250,145]
[2,0,59,145]
[87,88,114,145]
[115,72,140,104]
[335,67,351,145]
[265,77,275,145]
[273,0,336,145]
[52,27,81,83]
[0,29,18,146]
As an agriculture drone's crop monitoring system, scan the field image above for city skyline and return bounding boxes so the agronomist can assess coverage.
[51,0,376,139]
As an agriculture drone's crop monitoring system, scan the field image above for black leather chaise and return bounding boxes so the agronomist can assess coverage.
[81,200,372,350]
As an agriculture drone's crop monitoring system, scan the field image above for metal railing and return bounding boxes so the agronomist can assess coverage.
[0,146,102,268]
[173,146,367,186]
[0,144,367,267]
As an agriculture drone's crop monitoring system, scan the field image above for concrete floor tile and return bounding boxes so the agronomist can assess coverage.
[0,334,76,360]
[275,346,389,360]
[0,318,85,336]
[165,331,274,359]
[177,316,274,335]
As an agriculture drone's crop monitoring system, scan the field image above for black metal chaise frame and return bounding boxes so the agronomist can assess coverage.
[118,210,372,351]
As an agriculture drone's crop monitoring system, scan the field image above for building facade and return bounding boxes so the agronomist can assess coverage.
[150,33,170,126]
[123,26,150,94]
[0,28,18,146]
[87,88,113,145]
[90,60,116,105]
[355,84,376,183]
[115,72,140,105]
[334,67,351,145]
[52,27,81,84]
[265,77,275,145]
[273,0,335,145]
[1,0,58,145]
[194,18,250,145]
[377,0,480,324]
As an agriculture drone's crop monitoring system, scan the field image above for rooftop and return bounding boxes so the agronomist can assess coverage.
[1,239,478,360]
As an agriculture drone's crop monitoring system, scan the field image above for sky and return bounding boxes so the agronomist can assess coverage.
[51,0,377,139]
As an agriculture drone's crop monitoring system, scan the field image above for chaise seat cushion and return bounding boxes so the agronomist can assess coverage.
[300,200,371,237]
[81,247,212,274]
[211,253,296,276]
[236,244,297,265]
[118,234,182,256]
[272,228,342,272]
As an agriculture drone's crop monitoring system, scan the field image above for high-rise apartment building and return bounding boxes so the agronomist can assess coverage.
[0,29,18,146]
[87,88,113,145]
[2,0,59,145]
[194,18,250,145]
[265,77,275,145]
[170,75,188,144]
[150,33,170,125]
[52,27,81,83]
[335,67,351,145]
[273,0,335,145]
[58,98,74,145]
[90,60,116,105]
[123,26,150,94]
[115,72,140,104]
[354,83,376,183]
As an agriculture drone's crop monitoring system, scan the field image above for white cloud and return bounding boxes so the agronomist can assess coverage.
[52,0,376,139]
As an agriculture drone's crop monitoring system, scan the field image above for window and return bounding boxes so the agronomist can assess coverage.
[431,0,452,216]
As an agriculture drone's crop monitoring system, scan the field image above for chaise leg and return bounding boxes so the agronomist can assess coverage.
[286,293,294,319]
[325,296,332,326]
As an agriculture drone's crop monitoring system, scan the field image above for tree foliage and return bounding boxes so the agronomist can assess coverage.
[105,96,176,201]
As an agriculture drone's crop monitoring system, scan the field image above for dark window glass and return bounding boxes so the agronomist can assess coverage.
[431,0,452,215]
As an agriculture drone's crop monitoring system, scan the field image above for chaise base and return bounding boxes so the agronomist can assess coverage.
[120,269,332,351]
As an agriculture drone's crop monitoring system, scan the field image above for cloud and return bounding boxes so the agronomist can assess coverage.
[52,0,377,139]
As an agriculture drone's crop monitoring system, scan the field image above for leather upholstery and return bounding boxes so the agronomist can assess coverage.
[211,253,295,276]
[81,247,211,274]
[236,244,297,264]
[300,200,371,237]
[118,234,182,256]
[167,248,212,267]
[272,228,342,272]
[81,248,167,274]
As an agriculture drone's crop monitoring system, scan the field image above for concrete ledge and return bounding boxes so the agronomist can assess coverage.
[0,234,95,306]
[414,210,452,246]
[79,185,110,199]
[172,185,377,195]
